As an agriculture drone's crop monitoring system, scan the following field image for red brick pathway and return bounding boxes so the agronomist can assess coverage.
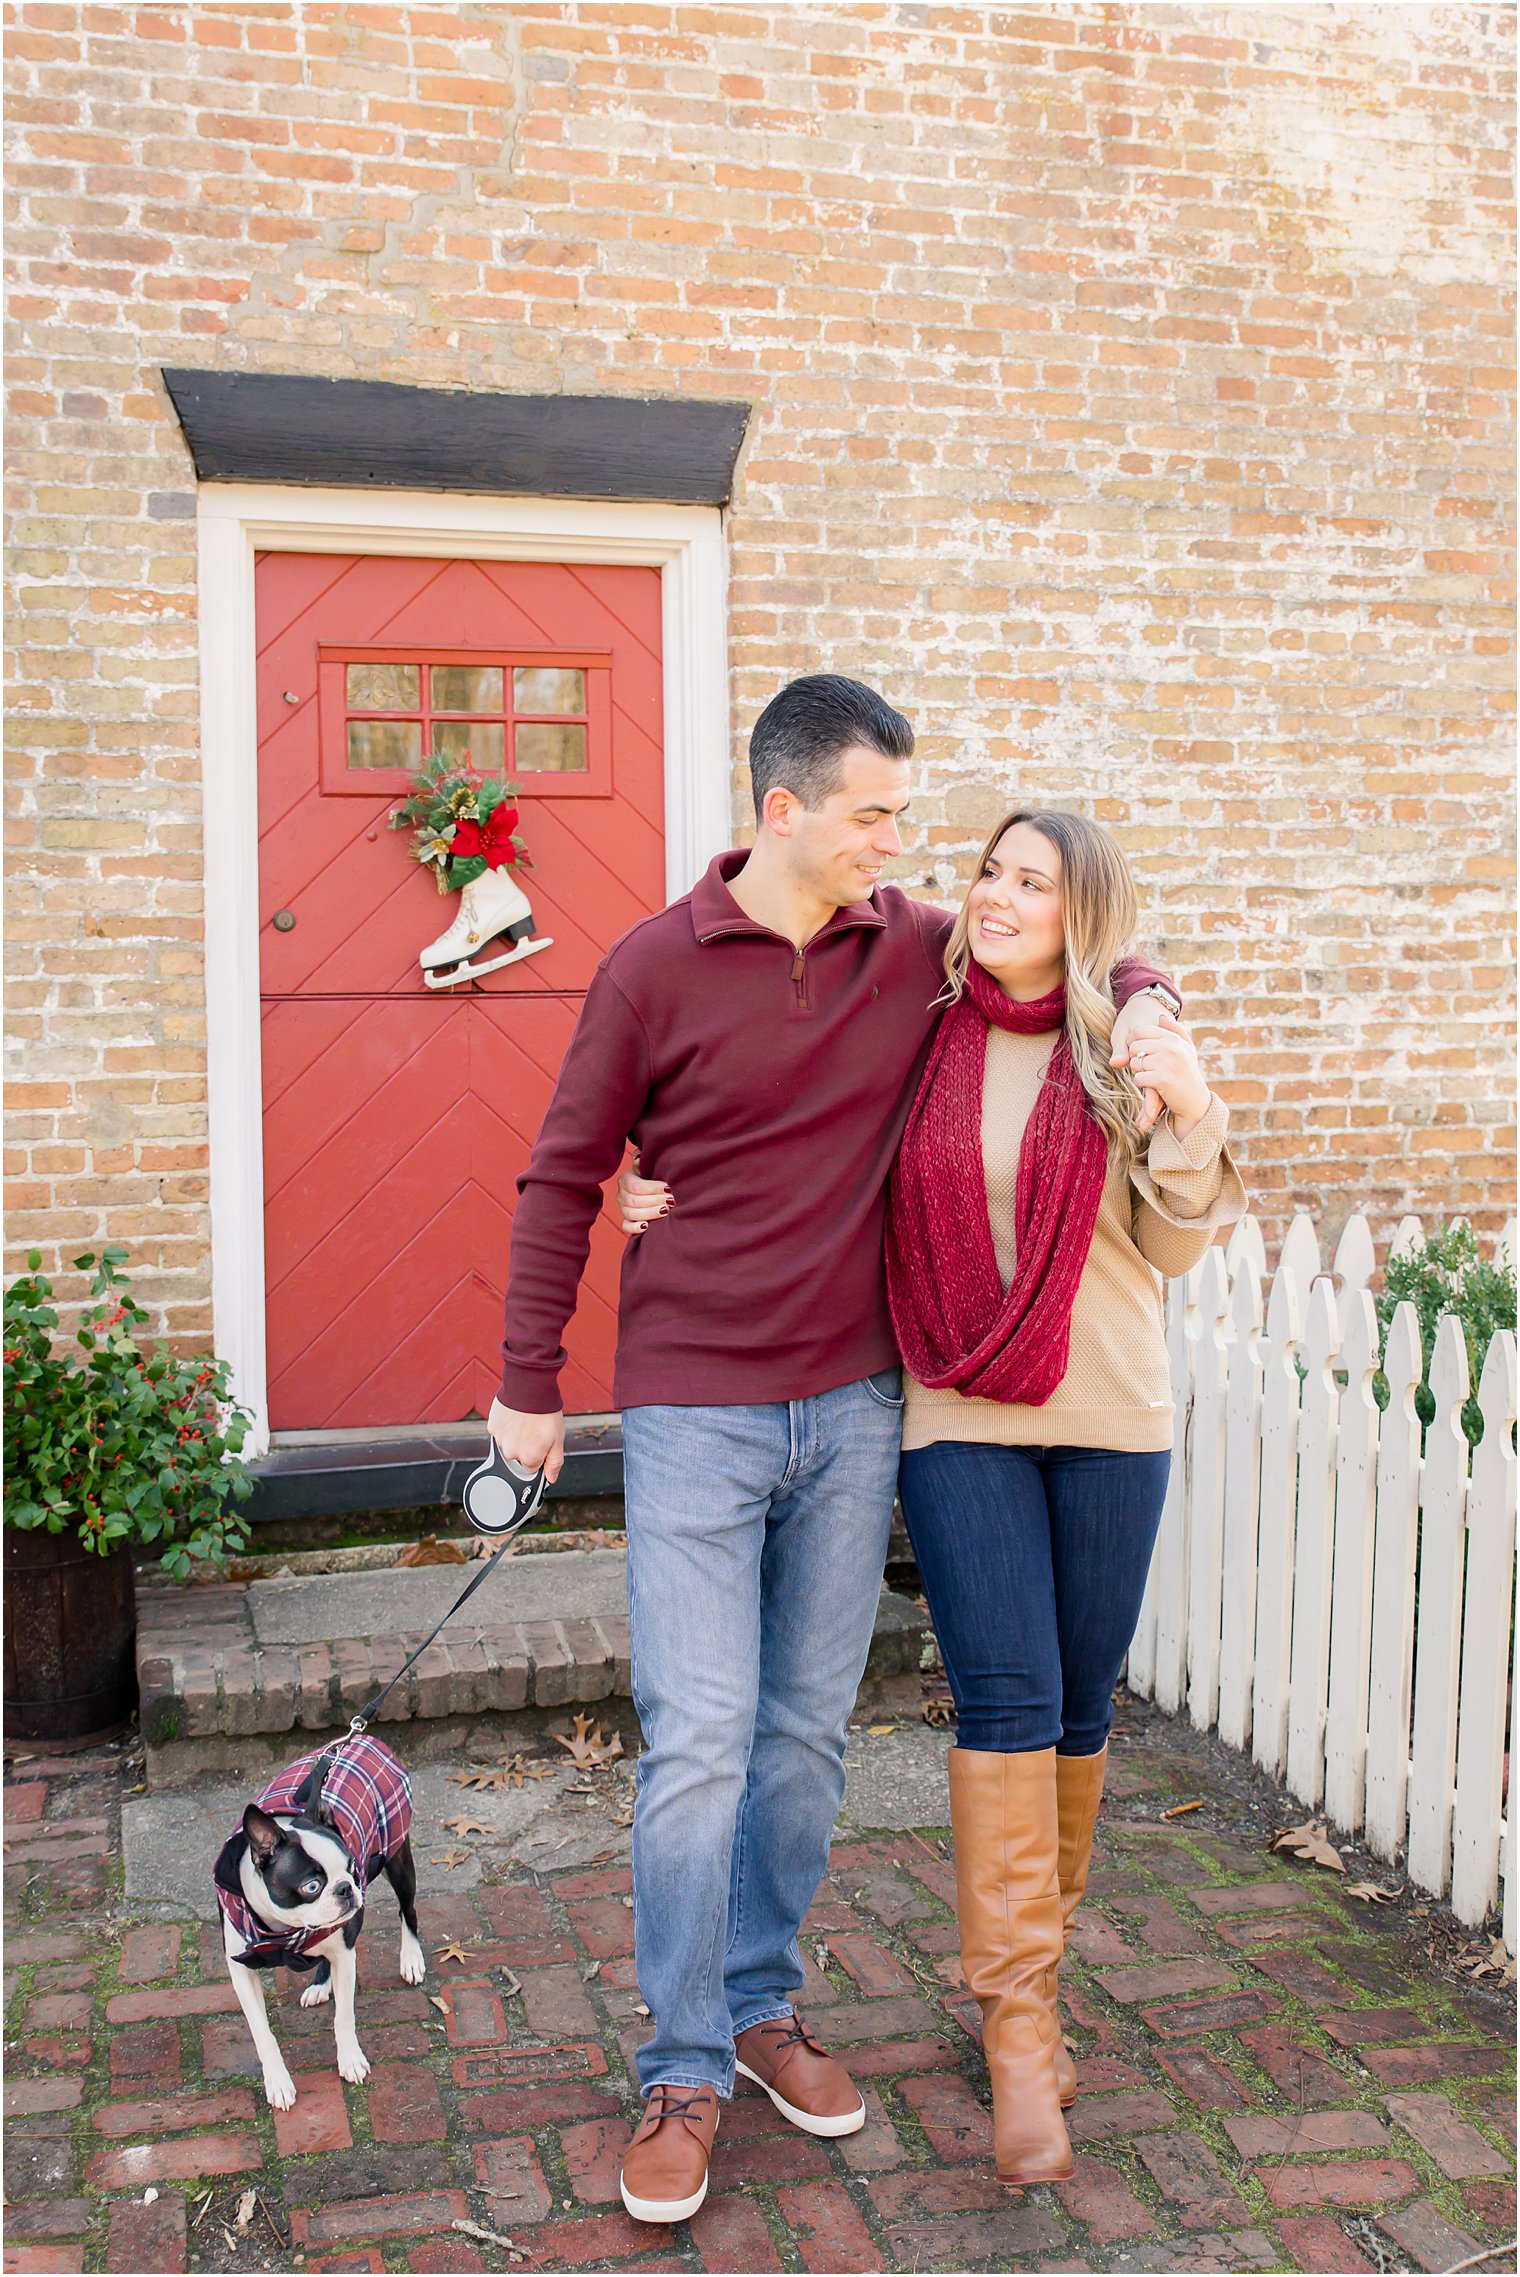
[4,1731,1513,2274]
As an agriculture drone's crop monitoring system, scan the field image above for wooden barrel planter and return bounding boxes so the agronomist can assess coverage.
[3,1526,137,1740]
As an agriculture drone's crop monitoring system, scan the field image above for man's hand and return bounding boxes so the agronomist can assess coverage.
[1110,993,1168,1132]
[487,1397,565,1483]
[615,1147,673,1238]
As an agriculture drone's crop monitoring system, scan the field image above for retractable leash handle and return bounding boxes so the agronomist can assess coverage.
[461,1438,549,1539]
[339,1442,547,1739]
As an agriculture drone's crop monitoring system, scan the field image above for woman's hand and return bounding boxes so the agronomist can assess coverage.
[1109,994,1164,1132]
[1111,1008,1211,1138]
[615,1148,672,1237]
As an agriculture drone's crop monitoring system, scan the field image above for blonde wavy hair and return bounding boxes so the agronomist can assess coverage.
[943,807,1150,1161]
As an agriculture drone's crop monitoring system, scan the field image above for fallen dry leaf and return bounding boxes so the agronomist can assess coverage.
[923,1698,954,1727]
[236,2190,257,2231]
[1270,1819,1344,1873]
[442,1815,491,1838]
[429,1994,450,2015]
[452,1756,557,1791]
[430,1846,469,1869]
[433,1940,475,1966]
[1345,1881,1403,1904]
[865,1723,899,1736]
[555,1712,624,1769]
[396,1533,469,1566]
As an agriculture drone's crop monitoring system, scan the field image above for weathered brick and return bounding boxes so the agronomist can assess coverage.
[1257,2158,1421,2209]
[289,2192,470,2246]
[272,2070,353,2157]
[1056,2153,1159,2242]
[1377,2199,1486,2270]
[367,2062,446,2145]
[775,2179,883,2270]
[93,2086,255,2137]
[470,2135,553,2223]
[1382,2091,1508,2180]
[697,2191,787,2270]
[85,2133,262,2188]
[1224,2109,1391,2156]
[1134,2130,1249,2226]
[1271,2214,1378,2273]
[119,1924,181,1982]
[107,2192,187,2273]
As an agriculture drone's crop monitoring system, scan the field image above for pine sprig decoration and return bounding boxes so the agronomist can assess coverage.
[389,753,530,894]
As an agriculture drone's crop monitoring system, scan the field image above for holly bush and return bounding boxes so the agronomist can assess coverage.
[4,1247,253,1580]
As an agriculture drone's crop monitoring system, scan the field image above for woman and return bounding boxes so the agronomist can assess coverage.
[617,806,1243,2189]
[885,807,1244,2186]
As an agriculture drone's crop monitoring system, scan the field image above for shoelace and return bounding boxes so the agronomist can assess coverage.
[754,2015,819,2057]
[644,2083,714,2129]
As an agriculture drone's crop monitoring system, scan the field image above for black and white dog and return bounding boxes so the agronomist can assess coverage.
[213,1734,425,2110]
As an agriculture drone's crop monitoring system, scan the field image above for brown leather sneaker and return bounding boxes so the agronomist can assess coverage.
[619,2083,720,2225]
[734,2014,866,2138]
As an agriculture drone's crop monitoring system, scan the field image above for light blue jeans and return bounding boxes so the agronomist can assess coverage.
[621,1371,905,2096]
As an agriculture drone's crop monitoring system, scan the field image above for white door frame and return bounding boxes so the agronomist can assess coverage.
[196,482,731,1453]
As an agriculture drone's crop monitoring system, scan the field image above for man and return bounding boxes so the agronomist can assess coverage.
[490,675,1177,2225]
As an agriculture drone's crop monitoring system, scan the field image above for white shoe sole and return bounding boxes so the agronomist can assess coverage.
[734,2060,866,2137]
[620,2171,709,2225]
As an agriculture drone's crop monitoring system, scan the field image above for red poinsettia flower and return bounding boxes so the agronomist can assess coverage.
[449,803,521,869]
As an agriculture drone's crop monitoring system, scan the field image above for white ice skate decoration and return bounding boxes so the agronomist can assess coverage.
[420,866,553,990]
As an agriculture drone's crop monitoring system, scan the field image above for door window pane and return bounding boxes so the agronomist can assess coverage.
[516,721,588,772]
[431,720,506,772]
[514,666,585,716]
[431,664,504,714]
[346,662,419,711]
[348,719,422,770]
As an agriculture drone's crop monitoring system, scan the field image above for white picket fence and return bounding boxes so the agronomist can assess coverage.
[1127,1211,1518,1950]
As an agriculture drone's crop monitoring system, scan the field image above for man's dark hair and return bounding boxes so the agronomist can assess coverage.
[749,674,914,819]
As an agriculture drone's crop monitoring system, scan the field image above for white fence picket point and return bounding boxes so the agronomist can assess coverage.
[1287,1277,1341,1809]
[1407,1316,1472,1898]
[1154,1266,1202,1714]
[1226,1214,1268,1288]
[1364,1302,1424,1864]
[1498,1218,1517,1271]
[1451,1333,1517,1927]
[1218,1262,1264,1753]
[1324,1291,1381,1837]
[1280,1213,1322,1288]
[1252,1260,1304,1782]
[1332,1214,1377,1339]
[1188,1248,1232,1733]
[1389,1215,1424,1263]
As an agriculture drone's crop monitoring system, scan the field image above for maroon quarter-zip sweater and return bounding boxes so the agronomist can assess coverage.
[498,851,1174,1414]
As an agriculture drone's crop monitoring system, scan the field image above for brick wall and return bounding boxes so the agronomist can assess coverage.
[5,2,1515,1352]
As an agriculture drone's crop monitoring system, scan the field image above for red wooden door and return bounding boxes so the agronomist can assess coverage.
[255,553,664,1431]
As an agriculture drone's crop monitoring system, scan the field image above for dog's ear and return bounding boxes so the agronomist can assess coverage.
[306,1784,337,1828]
[243,1805,284,1869]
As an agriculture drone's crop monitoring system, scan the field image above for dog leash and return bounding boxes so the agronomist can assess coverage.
[310,1447,549,1777]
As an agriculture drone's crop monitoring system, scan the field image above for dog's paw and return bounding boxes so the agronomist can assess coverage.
[398,1930,426,1986]
[262,2065,298,2112]
[300,1976,332,2008]
[337,2040,370,2086]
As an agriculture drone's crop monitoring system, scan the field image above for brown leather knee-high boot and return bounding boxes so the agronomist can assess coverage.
[948,1746,1073,2186]
[1047,1746,1108,2107]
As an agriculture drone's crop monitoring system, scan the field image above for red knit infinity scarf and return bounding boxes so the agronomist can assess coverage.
[887,959,1109,1406]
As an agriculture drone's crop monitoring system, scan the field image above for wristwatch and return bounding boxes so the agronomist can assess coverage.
[1137,981,1183,1019]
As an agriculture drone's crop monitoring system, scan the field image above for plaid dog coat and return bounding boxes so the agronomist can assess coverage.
[213,1734,413,1971]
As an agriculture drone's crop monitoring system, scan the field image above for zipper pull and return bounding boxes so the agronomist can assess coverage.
[790,950,805,987]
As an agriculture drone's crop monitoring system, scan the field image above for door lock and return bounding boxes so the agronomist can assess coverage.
[272,909,297,932]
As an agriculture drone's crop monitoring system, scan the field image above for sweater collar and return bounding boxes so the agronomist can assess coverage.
[691,849,887,946]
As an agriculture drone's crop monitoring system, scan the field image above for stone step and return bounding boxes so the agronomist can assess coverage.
[137,1545,930,1787]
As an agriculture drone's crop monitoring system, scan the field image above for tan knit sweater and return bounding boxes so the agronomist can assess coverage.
[901,1026,1247,1455]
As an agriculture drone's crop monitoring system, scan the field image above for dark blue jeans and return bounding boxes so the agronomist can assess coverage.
[898,1442,1169,1757]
